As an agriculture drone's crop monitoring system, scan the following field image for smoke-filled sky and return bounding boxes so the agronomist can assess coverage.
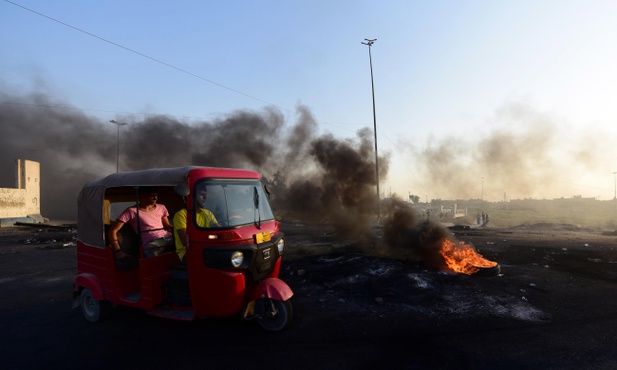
[0,89,390,222]
[2,0,617,216]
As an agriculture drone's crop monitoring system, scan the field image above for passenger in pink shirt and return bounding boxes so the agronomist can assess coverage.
[108,187,174,259]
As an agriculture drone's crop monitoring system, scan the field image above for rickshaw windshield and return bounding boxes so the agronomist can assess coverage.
[193,180,275,229]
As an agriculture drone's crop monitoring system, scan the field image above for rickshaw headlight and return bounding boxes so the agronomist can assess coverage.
[230,251,244,268]
[276,238,285,254]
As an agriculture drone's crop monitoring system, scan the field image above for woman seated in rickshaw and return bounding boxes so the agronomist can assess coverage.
[108,186,174,260]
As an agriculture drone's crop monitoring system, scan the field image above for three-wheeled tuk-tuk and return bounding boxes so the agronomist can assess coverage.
[73,166,293,331]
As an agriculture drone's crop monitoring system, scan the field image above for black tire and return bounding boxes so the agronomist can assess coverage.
[255,299,293,332]
[475,263,501,276]
[80,288,107,322]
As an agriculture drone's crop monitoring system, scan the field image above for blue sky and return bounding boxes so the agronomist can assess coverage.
[2,0,617,202]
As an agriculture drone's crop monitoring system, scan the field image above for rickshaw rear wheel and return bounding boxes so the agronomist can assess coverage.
[255,299,293,331]
[80,288,107,323]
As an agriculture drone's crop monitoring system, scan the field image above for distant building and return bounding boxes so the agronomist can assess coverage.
[0,159,45,226]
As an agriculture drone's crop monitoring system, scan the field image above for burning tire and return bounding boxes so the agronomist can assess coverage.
[473,263,501,276]
[439,238,500,276]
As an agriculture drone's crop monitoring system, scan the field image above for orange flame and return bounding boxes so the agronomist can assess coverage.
[439,239,498,275]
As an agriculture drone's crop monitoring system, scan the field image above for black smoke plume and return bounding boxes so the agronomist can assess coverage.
[382,200,453,268]
[0,87,388,232]
[282,128,389,239]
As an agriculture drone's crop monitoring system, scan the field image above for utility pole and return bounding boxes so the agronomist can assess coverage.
[362,38,380,221]
[110,120,128,173]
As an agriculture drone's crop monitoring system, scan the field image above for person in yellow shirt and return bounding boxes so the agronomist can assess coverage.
[173,187,220,264]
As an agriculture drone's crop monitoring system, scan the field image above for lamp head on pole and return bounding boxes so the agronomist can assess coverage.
[362,38,376,47]
[110,120,128,126]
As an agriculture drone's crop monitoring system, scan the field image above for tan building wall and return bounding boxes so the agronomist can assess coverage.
[0,159,40,218]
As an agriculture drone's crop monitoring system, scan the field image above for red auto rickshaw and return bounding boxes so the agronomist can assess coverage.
[73,166,293,331]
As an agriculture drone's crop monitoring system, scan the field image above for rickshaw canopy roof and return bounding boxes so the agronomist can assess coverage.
[77,166,261,247]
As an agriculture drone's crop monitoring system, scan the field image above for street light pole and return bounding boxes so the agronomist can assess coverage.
[362,38,380,221]
[613,171,617,213]
[480,176,484,203]
[481,176,484,208]
[110,120,128,173]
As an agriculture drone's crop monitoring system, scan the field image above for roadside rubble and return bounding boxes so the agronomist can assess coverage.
[17,225,77,250]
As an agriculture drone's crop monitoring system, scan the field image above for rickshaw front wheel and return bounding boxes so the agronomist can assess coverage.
[80,288,106,323]
[255,299,293,331]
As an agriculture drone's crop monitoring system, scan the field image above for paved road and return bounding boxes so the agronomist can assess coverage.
[1,225,617,369]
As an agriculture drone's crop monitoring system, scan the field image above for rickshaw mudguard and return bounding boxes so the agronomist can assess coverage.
[247,278,294,302]
[73,273,104,301]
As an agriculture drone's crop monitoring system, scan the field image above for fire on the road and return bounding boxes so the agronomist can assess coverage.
[439,239,498,275]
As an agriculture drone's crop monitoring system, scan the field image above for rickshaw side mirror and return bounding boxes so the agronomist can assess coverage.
[174,183,190,197]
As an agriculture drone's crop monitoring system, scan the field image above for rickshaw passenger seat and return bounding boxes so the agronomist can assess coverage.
[117,223,140,257]
[110,224,140,270]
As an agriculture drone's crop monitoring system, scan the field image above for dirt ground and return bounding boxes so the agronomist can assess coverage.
[282,221,617,321]
[1,221,617,369]
[279,221,617,368]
